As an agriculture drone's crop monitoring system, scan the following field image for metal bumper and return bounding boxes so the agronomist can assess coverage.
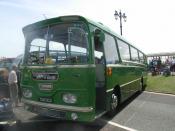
[22,99,93,113]
[0,100,14,122]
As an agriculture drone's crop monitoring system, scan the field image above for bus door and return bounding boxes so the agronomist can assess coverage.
[94,30,106,111]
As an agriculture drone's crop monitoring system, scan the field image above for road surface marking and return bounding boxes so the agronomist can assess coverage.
[0,121,16,125]
[100,119,137,131]
[144,91,175,97]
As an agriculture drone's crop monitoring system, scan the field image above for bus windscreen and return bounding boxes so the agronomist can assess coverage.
[24,23,89,65]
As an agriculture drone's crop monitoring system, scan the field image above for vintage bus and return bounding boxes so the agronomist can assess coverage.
[21,15,147,122]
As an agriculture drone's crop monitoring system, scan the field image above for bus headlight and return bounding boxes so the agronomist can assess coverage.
[23,89,32,98]
[71,113,78,120]
[63,93,77,104]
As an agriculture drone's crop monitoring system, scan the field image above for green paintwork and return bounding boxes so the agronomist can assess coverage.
[21,67,95,106]
[21,66,96,121]
[21,15,147,122]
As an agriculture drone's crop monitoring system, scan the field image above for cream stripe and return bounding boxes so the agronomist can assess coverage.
[106,64,145,68]
[122,60,145,66]
[120,78,141,87]
[21,64,95,69]
[106,78,141,92]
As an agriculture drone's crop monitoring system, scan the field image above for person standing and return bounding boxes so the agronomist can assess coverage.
[157,57,162,74]
[8,64,18,107]
[16,68,22,103]
[172,57,175,75]
[0,68,9,99]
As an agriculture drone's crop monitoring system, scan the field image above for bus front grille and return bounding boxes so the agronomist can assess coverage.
[30,105,66,119]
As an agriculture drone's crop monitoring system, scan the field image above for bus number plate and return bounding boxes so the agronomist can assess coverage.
[39,97,52,103]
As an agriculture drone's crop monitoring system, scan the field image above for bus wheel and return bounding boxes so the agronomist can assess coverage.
[108,92,119,116]
[139,78,144,92]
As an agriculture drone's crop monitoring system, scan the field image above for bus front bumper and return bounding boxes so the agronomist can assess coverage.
[22,99,94,121]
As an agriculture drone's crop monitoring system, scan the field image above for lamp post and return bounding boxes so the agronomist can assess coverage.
[114,10,127,36]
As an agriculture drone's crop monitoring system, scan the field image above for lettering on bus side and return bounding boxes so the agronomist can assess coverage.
[32,72,58,80]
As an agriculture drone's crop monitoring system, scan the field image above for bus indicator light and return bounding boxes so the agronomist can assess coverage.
[107,67,112,76]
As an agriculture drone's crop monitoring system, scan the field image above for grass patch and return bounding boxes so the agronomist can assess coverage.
[146,75,175,94]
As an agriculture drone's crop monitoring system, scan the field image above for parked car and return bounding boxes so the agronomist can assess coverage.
[0,55,23,123]
[163,66,171,76]
[0,68,14,122]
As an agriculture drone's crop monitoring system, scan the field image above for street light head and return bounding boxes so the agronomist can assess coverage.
[114,10,119,20]
[122,13,126,18]
[114,10,126,35]
[122,13,127,22]
[124,16,127,22]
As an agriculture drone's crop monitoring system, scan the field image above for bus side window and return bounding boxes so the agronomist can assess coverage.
[103,34,119,64]
[117,39,130,61]
[130,46,139,62]
[139,52,144,63]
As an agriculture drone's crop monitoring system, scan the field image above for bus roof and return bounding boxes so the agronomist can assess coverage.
[23,15,146,56]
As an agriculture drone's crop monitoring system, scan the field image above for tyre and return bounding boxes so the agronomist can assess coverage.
[139,77,144,92]
[107,92,119,117]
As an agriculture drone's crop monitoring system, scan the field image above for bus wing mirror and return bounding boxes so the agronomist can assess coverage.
[99,32,105,43]
[94,30,105,43]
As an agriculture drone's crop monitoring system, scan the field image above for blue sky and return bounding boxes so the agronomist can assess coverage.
[0,0,175,57]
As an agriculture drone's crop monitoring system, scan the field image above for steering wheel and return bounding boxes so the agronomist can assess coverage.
[28,53,40,64]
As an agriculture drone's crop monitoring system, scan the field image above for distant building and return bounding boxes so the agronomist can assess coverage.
[0,57,15,70]
[147,52,175,63]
